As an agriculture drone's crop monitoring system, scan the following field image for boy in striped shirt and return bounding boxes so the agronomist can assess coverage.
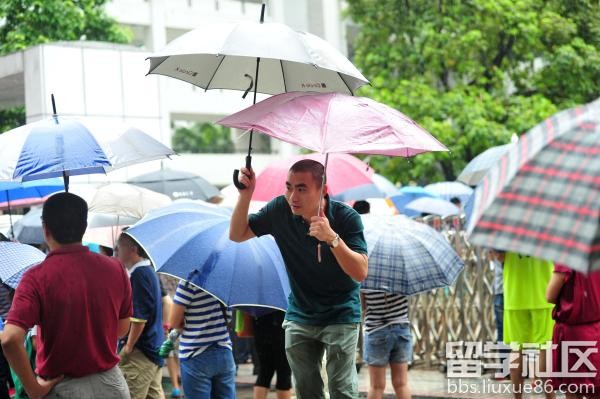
[169,280,234,398]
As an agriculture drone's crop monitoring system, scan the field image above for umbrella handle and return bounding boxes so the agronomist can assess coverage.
[233,155,252,190]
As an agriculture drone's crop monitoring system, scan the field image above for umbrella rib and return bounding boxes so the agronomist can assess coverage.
[280,59,287,93]
[337,71,354,96]
[204,55,227,92]
[146,56,169,75]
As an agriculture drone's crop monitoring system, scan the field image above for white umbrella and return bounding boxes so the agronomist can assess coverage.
[404,197,460,217]
[147,16,368,96]
[80,183,172,219]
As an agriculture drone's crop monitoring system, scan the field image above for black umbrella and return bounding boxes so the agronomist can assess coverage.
[127,169,221,202]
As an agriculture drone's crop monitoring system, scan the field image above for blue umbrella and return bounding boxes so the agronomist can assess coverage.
[0,242,45,289]
[457,143,514,186]
[389,186,439,216]
[0,98,174,191]
[424,181,473,205]
[361,215,464,295]
[126,201,290,316]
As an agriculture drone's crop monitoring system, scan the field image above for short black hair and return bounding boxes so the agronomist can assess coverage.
[118,232,147,258]
[42,193,88,244]
[450,197,461,206]
[353,200,371,214]
[289,159,325,187]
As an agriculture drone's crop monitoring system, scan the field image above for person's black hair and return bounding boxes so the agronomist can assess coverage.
[289,159,325,187]
[42,192,88,244]
[353,200,371,214]
[118,232,147,258]
[450,197,461,206]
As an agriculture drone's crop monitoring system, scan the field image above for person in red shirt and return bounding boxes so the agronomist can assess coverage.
[1,193,133,399]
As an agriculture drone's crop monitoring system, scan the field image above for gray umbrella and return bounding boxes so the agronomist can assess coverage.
[127,169,221,202]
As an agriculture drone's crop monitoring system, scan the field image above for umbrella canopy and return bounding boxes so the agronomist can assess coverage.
[331,174,399,202]
[126,201,290,315]
[388,187,440,216]
[0,116,174,188]
[81,183,172,219]
[252,153,377,202]
[468,97,600,273]
[147,20,368,96]
[11,208,45,244]
[218,92,447,157]
[424,181,473,205]
[457,143,514,186]
[128,169,221,202]
[404,197,460,217]
[361,215,464,295]
[0,178,63,210]
[373,174,401,197]
[0,241,45,288]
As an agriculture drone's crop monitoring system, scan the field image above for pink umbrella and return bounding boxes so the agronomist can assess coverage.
[218,91,448,261]
[217,91,447,156]
[252,153,376,201]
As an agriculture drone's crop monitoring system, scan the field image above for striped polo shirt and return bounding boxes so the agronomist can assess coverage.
[363,291,410,334]
[173,281,231,359]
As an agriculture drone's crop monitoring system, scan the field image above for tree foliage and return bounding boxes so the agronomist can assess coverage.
[172,123,235,154]
[345,0,600,184]
[0,0,132,133]
[0,0,131,55]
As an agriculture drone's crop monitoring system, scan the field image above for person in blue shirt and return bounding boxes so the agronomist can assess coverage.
[116,233,164,399]
[230,159,368,399]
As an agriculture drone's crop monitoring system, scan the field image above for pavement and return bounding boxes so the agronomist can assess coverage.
[163,364,565,398]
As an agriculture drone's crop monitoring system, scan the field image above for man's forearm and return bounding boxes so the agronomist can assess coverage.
[331,240,368,282]
[126,321,145,349]
[230,194,252,242]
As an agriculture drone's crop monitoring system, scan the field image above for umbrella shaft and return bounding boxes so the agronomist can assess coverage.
[247,56,261,158]
[6,194,13,239]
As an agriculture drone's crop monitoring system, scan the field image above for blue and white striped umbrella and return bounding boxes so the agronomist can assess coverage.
[126,201,290,316]
[361,215,464,295]
[0,242,45,289]
[0,116,174,186]
[457,143,514,186]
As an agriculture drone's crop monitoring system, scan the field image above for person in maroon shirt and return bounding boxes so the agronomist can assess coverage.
[547,264,600,399]
[1,193,133,399]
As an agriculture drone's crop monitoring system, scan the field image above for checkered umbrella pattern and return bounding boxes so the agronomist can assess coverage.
[0,241,45,288]
[467,97,600,273]
[361,215,464,295]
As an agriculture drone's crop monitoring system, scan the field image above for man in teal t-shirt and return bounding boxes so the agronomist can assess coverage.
[230,159,368,399]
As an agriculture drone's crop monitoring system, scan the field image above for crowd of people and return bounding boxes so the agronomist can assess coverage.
[0,158,598,399]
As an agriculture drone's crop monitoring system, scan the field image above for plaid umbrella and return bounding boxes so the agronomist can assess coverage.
[468,97,600,273]
[0,242,45,288]
[361,215,464,295]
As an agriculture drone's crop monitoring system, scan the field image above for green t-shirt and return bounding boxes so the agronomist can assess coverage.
[249,195,368,326]
[503,252,554,310]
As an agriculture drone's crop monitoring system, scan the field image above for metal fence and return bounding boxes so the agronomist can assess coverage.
[409,215,497,369]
